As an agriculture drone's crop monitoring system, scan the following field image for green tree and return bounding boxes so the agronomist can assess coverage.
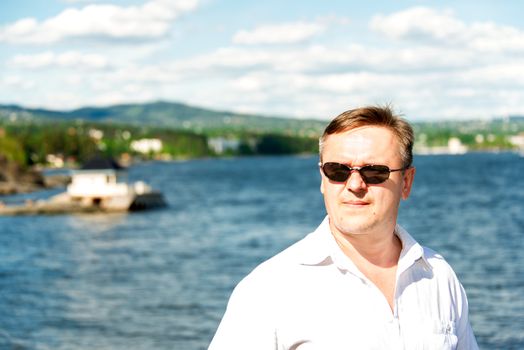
[0,132,26,166]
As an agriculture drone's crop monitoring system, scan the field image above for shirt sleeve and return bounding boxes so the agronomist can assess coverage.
[208,275,277,350]
[455,283,479,350]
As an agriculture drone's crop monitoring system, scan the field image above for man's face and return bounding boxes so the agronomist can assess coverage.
[320,126,415,238]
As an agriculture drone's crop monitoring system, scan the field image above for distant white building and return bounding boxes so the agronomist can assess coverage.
[208,137,240,154]
[88,128,104,141]
[130,138,163,154]
[509,133,524,149]
[46,154,64,168]
[415,137,468,155]
[447,137,468,154]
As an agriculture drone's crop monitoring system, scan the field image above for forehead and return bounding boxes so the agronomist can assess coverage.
[322,126,401,163]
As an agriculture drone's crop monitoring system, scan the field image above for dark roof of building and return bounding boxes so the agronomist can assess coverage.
[80,156,124,170]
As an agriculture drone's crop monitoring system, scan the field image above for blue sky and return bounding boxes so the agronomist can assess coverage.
[1,0,523,121]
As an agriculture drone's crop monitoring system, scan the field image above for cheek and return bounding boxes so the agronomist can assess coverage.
[321,177,337,196]
[370,188,396,209]
[321,181,344,202]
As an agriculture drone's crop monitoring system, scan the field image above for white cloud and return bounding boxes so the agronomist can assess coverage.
[233,21,326,45]
[3,76,35,89]
[174,43,486,78]
[209,54,524,120]
[231,74,265,91]
[370,7,465,42]
[370,6,524,52]
[466,22,524,52]
[102,62,188,85]
[10,51,109,69]
[60,0,100,3]
[90,90,156,107]
[456,61,524,87]
[5,39,522,119]
[0,0,199,44]
[2,4,523,120]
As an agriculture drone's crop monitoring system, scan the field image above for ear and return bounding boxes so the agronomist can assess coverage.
[401,167,416,200]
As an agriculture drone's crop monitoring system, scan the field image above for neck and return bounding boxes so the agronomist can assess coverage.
[331,226,402,268]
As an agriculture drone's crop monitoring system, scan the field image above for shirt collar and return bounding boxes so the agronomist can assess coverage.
[298,216,336,266]
[395,224,433,272]
[299,216,433,272]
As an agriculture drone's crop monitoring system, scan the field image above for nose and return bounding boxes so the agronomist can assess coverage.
[345,169,367,192]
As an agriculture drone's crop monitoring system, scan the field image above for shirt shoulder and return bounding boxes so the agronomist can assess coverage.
[423,246,457,274]
[420,245,466,296]
[209,235,316,350]
[240,231,318,286]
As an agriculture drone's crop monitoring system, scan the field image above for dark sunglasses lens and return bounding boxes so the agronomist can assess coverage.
[360,165,390,184]
[322,162,350,182]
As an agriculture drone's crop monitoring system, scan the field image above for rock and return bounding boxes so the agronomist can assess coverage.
[0,155,46,195]
[44,174,71,188]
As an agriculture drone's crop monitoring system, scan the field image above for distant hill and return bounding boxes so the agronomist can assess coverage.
[1,101,523,141]
[0,101,326,137]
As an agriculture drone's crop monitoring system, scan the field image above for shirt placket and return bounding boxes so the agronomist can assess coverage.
[394,254,424,350]
[364,274,403,349]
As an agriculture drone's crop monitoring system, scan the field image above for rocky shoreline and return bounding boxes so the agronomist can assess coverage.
[0,156,70,195]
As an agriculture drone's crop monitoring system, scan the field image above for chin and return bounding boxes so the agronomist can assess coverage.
[332,217,375,236]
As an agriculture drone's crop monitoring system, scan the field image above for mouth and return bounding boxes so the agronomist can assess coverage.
[342,200,370,207]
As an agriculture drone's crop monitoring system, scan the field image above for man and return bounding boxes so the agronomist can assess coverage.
[209,106,478,349]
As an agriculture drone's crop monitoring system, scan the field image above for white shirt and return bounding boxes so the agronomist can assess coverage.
[209,216,479,350]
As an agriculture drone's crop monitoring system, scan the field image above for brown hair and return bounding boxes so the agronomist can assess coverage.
[319,105,414,168]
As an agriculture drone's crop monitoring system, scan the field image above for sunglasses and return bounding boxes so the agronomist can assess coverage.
[320,162,408,184]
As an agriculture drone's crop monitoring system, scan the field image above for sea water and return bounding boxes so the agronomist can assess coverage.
[0,153,522,349]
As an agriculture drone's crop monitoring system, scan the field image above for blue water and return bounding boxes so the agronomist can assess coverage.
[0,153,522,349]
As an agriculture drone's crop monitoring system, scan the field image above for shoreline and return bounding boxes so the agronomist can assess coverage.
[1,149,521,197]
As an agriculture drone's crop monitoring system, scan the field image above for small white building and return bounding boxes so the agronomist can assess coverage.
[67,156,129,199]
[64,156,165,211]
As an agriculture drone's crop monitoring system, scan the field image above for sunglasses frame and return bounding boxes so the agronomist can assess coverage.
[319,162,408,184]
